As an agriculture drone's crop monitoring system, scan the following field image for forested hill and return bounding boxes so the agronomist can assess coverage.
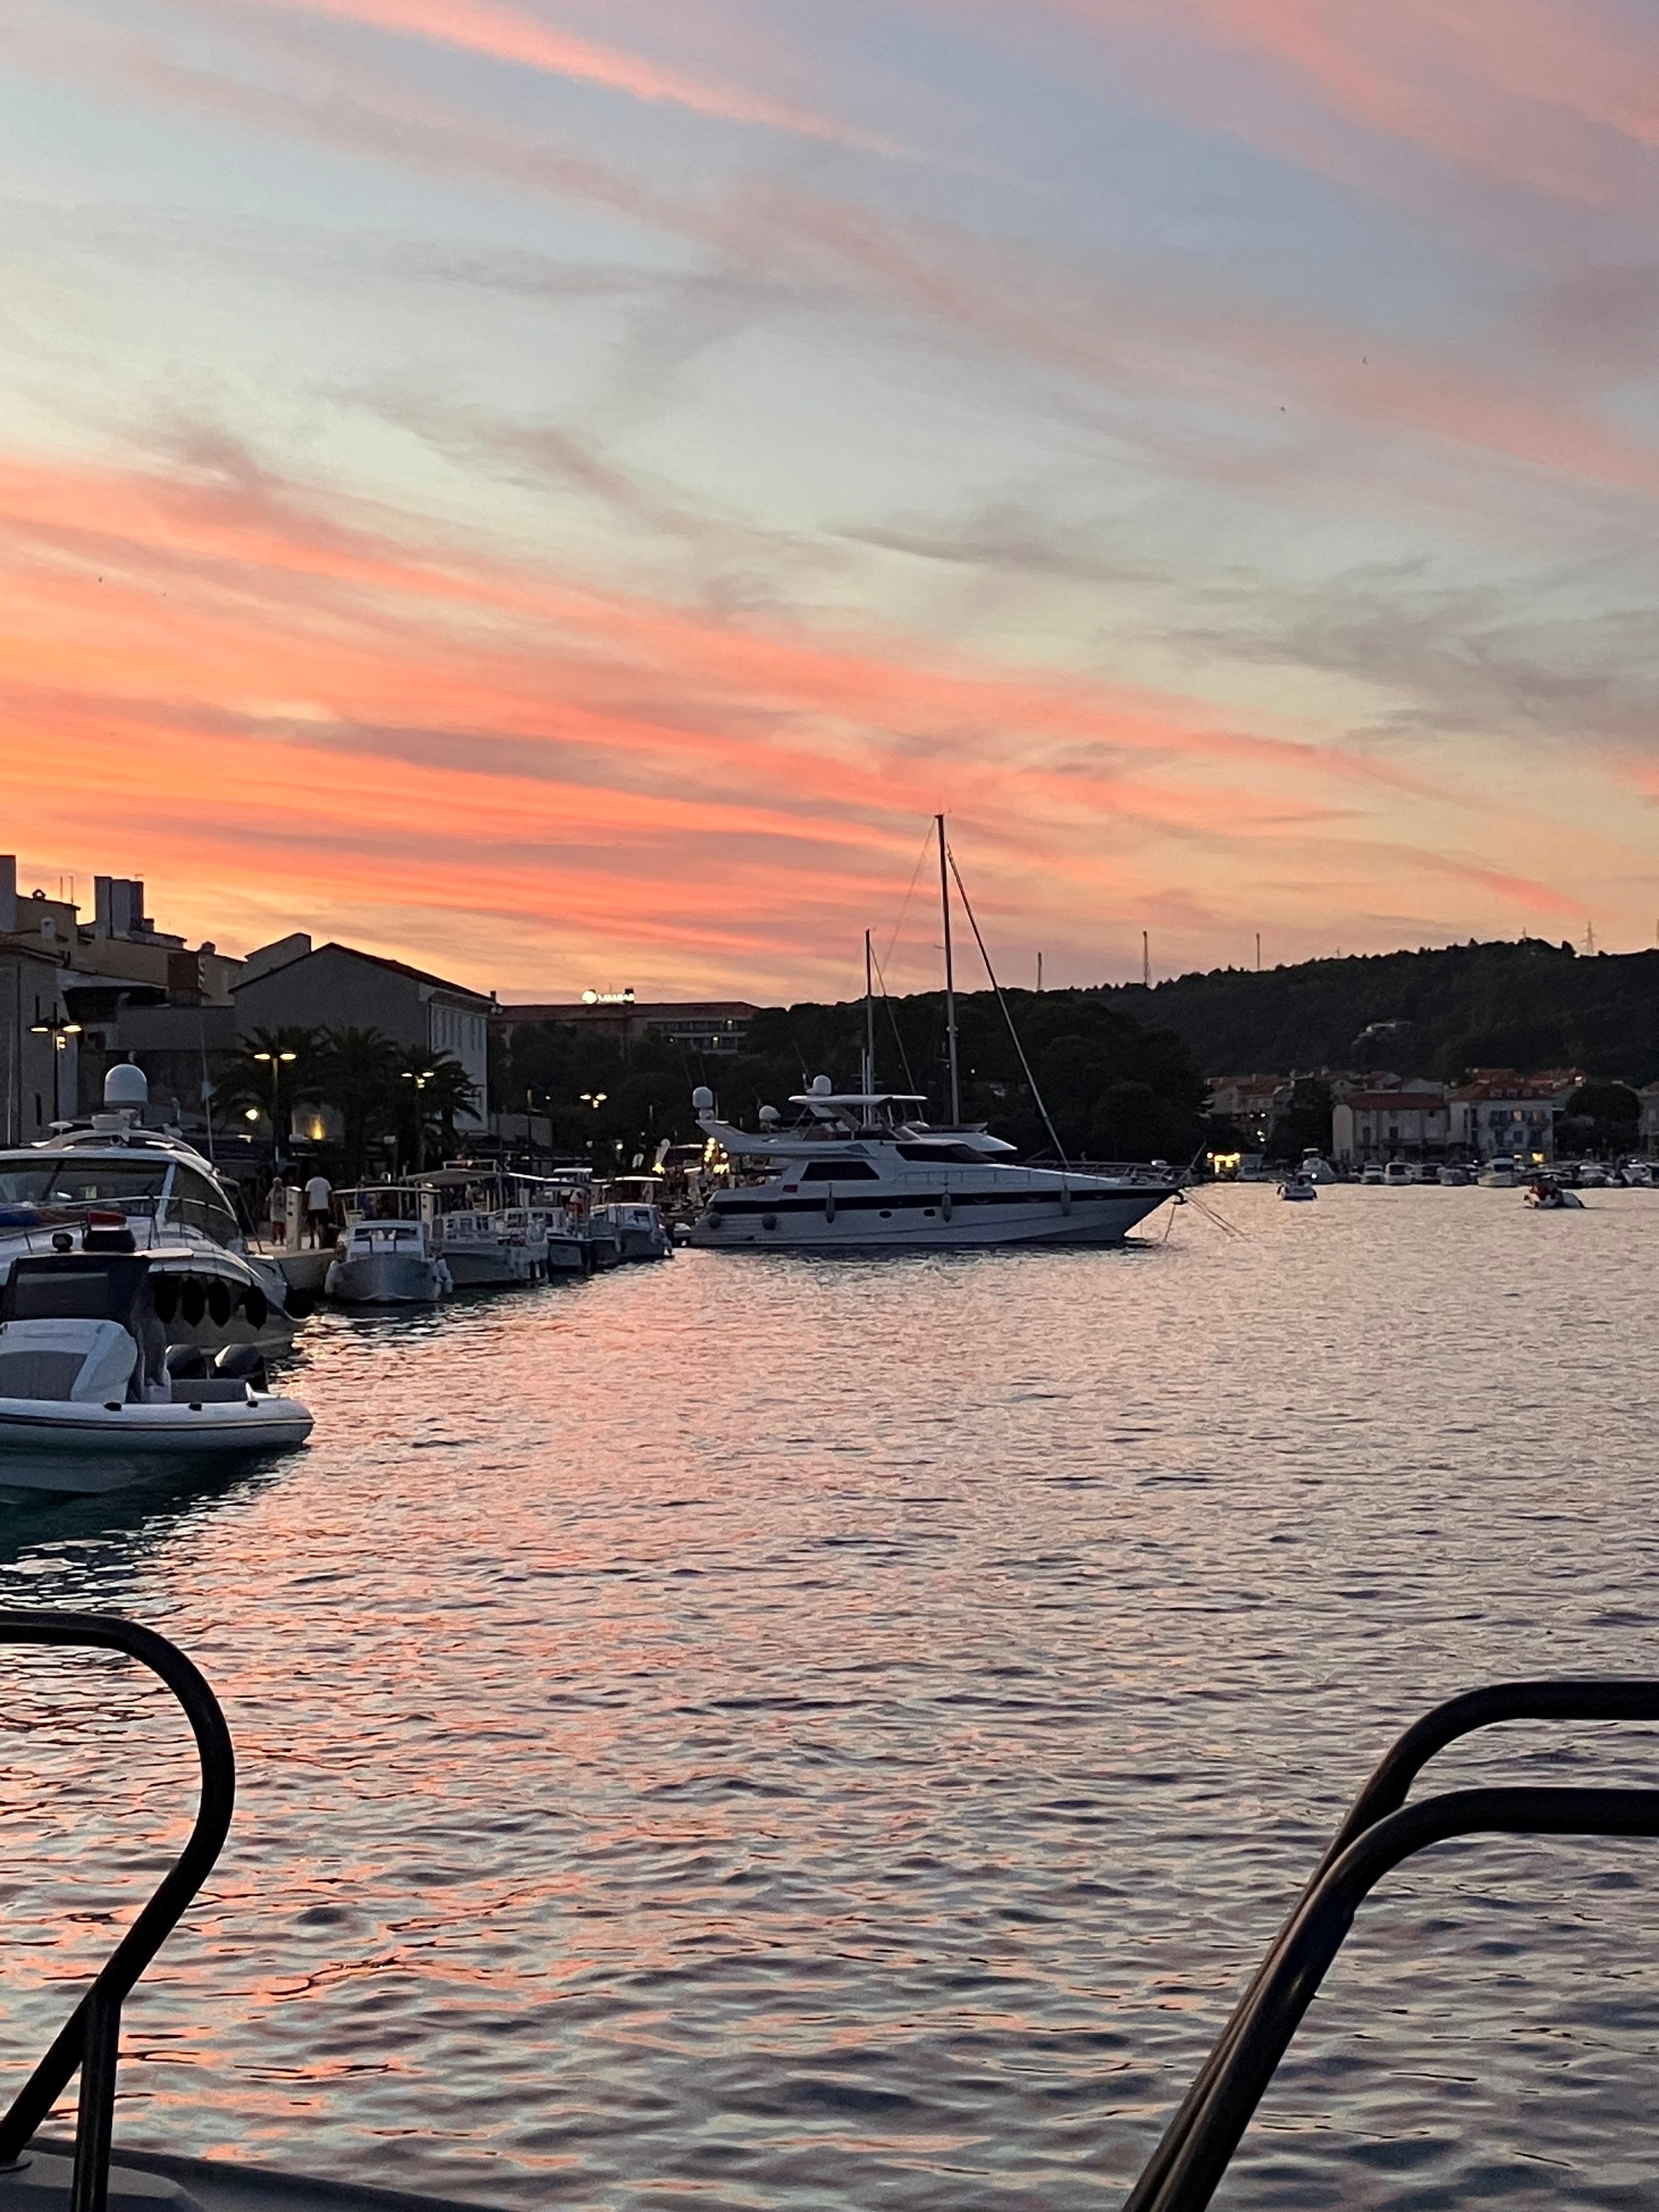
[1090,939,1659,1082]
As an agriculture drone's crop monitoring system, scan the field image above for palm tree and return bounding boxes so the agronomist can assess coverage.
[391,1049,477,1172]
[313,1026,402,1181]
[213,1026,323,1143]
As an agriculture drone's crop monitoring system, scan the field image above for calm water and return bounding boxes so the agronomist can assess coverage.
[3,1186,1659,2210]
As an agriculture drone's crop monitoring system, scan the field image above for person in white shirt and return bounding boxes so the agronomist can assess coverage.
[303,1172,334,1248]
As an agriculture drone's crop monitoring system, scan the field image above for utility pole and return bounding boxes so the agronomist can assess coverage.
[936,814,961,1125]
[1036,951,1043,994]
[1255,931,1261,971]
[1142,930,1150,989]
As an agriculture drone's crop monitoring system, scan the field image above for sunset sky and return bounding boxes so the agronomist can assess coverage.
[7,0,1659,1002]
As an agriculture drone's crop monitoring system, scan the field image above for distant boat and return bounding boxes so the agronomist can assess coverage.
[1382,1160,1412,1187]
[326,1189,452,1305]
[1478,1157,1520,1188]
[1278,1176,1317,1201]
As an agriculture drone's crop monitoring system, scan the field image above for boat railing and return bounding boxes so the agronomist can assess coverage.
[1124,1679,1659,2211]
[0,1611,235,2212]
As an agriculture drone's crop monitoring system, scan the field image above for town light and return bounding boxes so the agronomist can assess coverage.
[580,1091,607,1109]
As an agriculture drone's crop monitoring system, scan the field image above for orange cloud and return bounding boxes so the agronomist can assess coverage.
[0,434,1503,994]
[229,0,893,149]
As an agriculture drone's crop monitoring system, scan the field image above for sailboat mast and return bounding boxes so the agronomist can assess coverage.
[937,812,961,1125]
[864,929,877,1098]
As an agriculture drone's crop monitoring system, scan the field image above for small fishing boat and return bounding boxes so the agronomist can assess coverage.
[1278,1175,1317,1201]
[1381,1159,1412,1187]
[326,1189,452,1305]
[1437,1163,1470,1186]
[1359,1163,1385,1186]
[1296,1150,1336,1184]
[0,1251,311,1495]
[591,1176,674,1260]
[1525,1176,1584,1210]
[1477,1155,1520,1187]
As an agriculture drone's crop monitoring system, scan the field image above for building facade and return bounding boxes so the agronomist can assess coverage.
[494,1000,758,1054]
[1448,1075,1558,1161]
[1330,1089,1451,1163]
[234,939,493,1126]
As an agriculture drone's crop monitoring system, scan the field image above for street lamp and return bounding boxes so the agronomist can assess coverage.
[580,1091,607,1109]
[29,1015,82,1124]
[402,1065,437,1173]
[252,1047,298,1139]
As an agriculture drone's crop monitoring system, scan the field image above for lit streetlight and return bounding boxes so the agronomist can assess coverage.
[252,1047,298,1136]
[29,1015,82,1124]
[401,1065,438,1172]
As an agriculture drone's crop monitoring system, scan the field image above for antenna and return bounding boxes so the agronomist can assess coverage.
[1142,930,1150,989]
[1255,931,1261,971]
[936,815,961,1125]
[1036,951,1043,994]
[1583,919,1597,956]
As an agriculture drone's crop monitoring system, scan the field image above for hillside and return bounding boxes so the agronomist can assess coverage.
[1089,939,1659,1082]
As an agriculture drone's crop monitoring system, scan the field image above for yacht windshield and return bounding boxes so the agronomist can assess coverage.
[0,1161,168,1210]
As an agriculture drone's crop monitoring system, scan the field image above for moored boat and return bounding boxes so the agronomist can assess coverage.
[326,1189,452,1304]
[0,1066,306,1355]
[0,1251,311,1495]
[686,1080,1183,1250]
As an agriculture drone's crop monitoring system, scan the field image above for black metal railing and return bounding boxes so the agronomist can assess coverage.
[0,1611,235,2212]
[1124,1680,1659,2212]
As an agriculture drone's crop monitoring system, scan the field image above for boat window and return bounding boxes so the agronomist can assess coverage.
[0,1161,167,1209]
[800,1159,880,1181]
[166,1166,243,1246]
[895,1142,984,1164]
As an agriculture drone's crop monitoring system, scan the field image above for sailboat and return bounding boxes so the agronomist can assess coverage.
[683,819,1186,1251]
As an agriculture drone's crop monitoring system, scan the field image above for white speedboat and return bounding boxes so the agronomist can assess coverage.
[1359,1163,1385,1186]
[0,1066,306,1355]
[685,1080,1183,1250]
[1297,1152,1337,1184]
[1278,1175,1317,1201]
[326,1190,453,1305]
[0,1249,312,1495]
[1382,1159,1412,1187]
[1478,1156,1520,1187]
[1438,1163,1471,1186]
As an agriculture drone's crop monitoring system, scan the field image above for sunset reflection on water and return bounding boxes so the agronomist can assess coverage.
[4,1198,1659,2209]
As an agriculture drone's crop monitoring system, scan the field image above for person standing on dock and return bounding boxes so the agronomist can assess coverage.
[267,1174,290,1249]
[304,1170,333,1248]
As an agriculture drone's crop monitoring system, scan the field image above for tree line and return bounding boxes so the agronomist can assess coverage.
[215,1027,476,1179]
[495,988,1211,1164]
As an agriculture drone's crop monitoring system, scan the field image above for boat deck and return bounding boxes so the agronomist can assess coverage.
[12,2141,500,2212]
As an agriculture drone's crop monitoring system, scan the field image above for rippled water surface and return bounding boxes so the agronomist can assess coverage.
[4,1187,1659,2209]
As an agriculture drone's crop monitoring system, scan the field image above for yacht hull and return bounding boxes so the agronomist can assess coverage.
[441,1245,543,1288]
[687,1186,1175,1250]
[325,1253,450,1305]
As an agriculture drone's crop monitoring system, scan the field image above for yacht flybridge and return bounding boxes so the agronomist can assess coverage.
[687,1079,1183,1249]
[0,1065,305,1351]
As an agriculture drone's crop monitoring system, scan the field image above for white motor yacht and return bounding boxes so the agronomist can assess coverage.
[326,1189,452,1305]
[1278,1176,1317,1201]
[1438,1163,1471,1186]
[1359,1163,1385,1186]
[1478,1156,1520,1187]
[1297,1151,1338,1184]
[0,1249,311,1496]
[1382,1159,1412,1187]
[0,1066,306,1356]
[686,1080,1183,1250]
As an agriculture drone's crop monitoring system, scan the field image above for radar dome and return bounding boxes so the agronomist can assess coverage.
[691,1085,714,1112]
[758,1105,780,1125]
[104,1062,149,1110]
[811,1074,833,1096]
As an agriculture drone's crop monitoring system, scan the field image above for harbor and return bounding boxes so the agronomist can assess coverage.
[2,1184,1658,2208]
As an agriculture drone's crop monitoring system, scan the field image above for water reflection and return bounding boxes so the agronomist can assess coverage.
[2,1193,1659,2207]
